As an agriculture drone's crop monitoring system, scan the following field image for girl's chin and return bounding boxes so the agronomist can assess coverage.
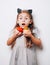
[20,25,26,28]
[20,25,28,28]
[21,26,25,28]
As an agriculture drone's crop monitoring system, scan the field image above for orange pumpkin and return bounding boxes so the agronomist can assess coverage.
[16,27,23,32]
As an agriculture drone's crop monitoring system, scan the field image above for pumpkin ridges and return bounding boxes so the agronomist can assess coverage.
[16,27,23,32]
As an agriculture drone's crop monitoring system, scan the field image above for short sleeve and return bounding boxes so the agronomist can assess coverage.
[32,27,40,39]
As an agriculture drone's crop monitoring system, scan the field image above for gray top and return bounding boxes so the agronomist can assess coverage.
[9,28,40,65]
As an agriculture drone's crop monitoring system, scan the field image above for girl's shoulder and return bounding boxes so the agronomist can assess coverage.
[32,27,39,33]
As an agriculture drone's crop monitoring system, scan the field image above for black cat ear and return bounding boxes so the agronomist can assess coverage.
[28,9,32,14]
[17,8,22,13]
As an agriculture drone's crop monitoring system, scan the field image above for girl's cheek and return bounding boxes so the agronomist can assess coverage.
[25,20,29,22]
[26,22,30,25]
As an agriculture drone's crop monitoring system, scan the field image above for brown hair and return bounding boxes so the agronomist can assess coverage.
[11,10,35,48]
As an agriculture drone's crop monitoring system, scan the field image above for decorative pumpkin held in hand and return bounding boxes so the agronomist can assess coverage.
[16,26,29,32]
[16,27,23,32]
[24,26,29,30]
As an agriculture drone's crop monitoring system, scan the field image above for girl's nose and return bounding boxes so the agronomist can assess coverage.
[22,19,25,22]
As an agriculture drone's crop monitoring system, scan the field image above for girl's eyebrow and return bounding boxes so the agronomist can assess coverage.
[19,15,22,17]
[20,15,29,17]
[19,14,30,18]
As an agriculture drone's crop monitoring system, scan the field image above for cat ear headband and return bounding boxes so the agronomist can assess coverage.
[17,8,32,14]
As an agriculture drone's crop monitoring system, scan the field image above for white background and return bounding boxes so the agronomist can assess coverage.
[0,0,50,65]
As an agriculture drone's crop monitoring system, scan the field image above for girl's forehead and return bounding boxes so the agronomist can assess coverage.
[18,12,30,17]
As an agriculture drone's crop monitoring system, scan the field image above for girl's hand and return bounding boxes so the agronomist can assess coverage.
[7,29,22,46]
[14,29,22,37]
[23,29,32,37]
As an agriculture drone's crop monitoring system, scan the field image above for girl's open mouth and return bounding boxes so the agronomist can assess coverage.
[22,23,25,25]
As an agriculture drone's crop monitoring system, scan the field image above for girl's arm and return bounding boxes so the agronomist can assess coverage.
[23,29,42,48]
[7,33,18,46]
[7,29,22,46]
[30,34,42,48]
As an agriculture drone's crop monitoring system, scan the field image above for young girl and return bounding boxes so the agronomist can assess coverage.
[7,8,42,65]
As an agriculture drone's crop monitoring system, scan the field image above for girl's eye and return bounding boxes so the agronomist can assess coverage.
[25,18,28,20]
[19,17,22,20]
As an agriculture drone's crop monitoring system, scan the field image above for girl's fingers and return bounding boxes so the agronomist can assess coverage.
[18,32,22,35]
[14,29,19,34]
[23,34,27,36]
[23,30,31,37]
[14,29,22,37]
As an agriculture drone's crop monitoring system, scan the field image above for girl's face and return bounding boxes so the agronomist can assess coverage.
[17,12,32,28]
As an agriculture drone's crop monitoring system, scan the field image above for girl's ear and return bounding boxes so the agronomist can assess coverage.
[17,8,22,13]
[29,20,32,24]
[28,9,32,14]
